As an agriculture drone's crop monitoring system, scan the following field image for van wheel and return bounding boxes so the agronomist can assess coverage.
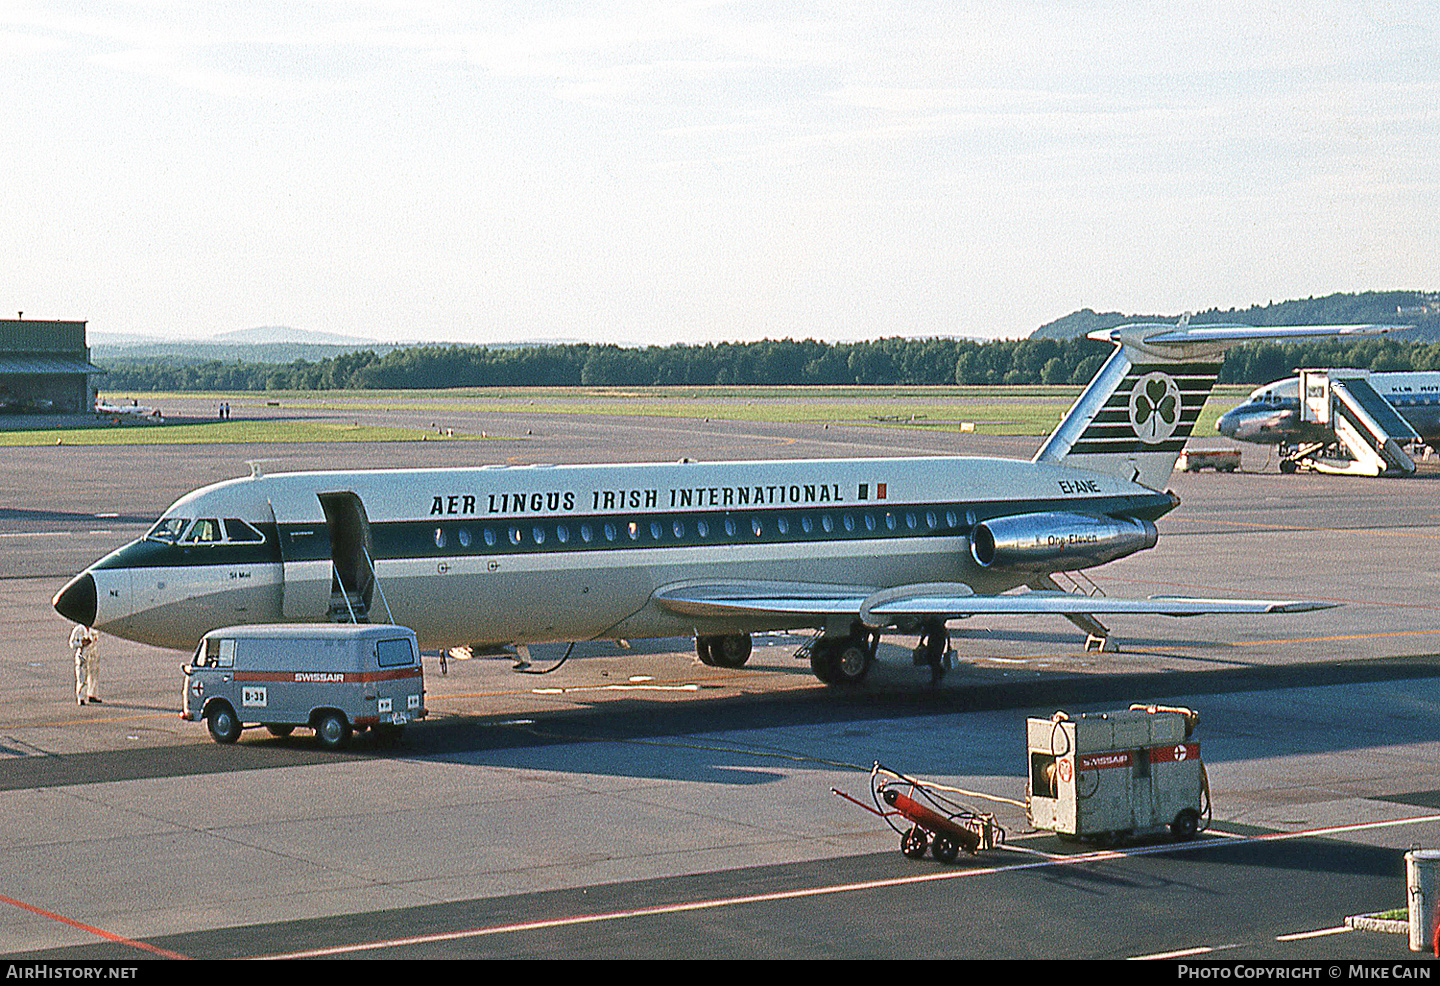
[315,712,351,750]
[265,724,294,739]
[207,703,241,744]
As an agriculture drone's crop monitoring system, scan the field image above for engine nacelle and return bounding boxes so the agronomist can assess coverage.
[969,511,1158,572]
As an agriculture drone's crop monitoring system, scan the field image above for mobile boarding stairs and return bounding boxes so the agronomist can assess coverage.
[1284,369,1421,477]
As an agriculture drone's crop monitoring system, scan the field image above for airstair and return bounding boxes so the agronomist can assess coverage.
[1291,369,1419,476]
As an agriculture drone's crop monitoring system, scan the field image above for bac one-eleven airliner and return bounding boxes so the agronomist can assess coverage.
[53,321,1401,685]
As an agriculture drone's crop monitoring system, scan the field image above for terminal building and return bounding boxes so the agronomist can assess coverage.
[0,318,103,414]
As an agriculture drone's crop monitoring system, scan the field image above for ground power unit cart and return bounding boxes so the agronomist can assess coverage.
[1027,705,1208,844]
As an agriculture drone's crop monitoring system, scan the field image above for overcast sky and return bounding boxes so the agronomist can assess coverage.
[3,2,1436,345]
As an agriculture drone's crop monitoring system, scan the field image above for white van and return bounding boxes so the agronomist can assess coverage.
[182,624,426,749]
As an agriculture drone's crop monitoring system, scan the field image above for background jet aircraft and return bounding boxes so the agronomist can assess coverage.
[1217,369,1440,475]
[55,321,1402,685]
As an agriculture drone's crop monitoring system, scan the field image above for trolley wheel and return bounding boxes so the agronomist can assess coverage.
[315,712,352,750]
[901,826,929,859]
[206,703,241,744]
[1170,808,1201,841]
[1279,459,1298,474]
[931,836,958,863]
[265,724,294,738]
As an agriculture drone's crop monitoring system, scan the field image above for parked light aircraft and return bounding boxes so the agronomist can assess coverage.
[1217,370,1440,474]
[54,321,1402,685]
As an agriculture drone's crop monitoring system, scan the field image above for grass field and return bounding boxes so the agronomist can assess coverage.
[3,385,1253,446]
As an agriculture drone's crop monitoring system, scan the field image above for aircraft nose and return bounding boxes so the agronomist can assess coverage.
[53,573,97,626]
[1216,412,1237,438]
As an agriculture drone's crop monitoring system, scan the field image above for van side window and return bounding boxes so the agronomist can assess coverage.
[217,639,236,667]
[377,639,414,668]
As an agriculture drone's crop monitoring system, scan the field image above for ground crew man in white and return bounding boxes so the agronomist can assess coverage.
[70,624,101,705]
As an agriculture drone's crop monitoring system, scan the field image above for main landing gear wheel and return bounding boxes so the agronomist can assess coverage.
[810,627,876,685]
[697,634,752,669]
[901,826,929,858]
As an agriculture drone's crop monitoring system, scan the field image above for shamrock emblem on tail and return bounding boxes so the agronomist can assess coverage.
[1128,372,1182,443]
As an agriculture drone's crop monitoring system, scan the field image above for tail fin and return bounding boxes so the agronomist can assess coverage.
[1034,321,1409,490]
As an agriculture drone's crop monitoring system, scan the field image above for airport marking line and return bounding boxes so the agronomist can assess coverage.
[1275,925,1352,941]
[253,811,1440,960]
[0,893,189,961]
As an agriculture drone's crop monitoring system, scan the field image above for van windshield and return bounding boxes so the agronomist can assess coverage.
[377,639,414,668]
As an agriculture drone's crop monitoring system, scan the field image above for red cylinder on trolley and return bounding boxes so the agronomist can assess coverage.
[882,788,981,854]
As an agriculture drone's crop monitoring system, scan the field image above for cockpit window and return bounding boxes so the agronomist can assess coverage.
[145,517,190,543]
[223,518,265,544]
[183,519,224,544]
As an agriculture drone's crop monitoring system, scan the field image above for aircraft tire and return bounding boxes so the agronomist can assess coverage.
[809,639,842,684]
[206,703,241,744]
[708,634,752,668]
[830,638,872,685]
[695,637,716,666]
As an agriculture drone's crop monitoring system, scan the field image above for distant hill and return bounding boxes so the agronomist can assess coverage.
[209,325,389,347]
[1031,292,1440,343]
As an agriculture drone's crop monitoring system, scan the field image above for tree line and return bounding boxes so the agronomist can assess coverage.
[96,334,1440,393]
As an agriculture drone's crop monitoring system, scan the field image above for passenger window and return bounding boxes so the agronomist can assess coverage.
[821,515,833,533]
[801,516,813,533]
[628,521,640,541]
[865,513,877,532]
[696,519,709,538]
[457,528,472,548]
[217,639,235,668]
[509,527,522,545]
[751,517,763,537]
[650,521,663,540]
[484,528,497,547]
[580,524,594,543]
[776,516,789,534]
[673,520,685,538]
[532,526,546,545]
[223,518,265,544]
[434,528,447,549]
[843,514,855,532]
[724,518,737,537]
[604,523,617,541]
[185,519,223,544]
[556,525,570,543]
[377,638,415,668]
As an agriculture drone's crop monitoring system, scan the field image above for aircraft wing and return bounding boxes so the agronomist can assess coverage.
[653,580,1336,627]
